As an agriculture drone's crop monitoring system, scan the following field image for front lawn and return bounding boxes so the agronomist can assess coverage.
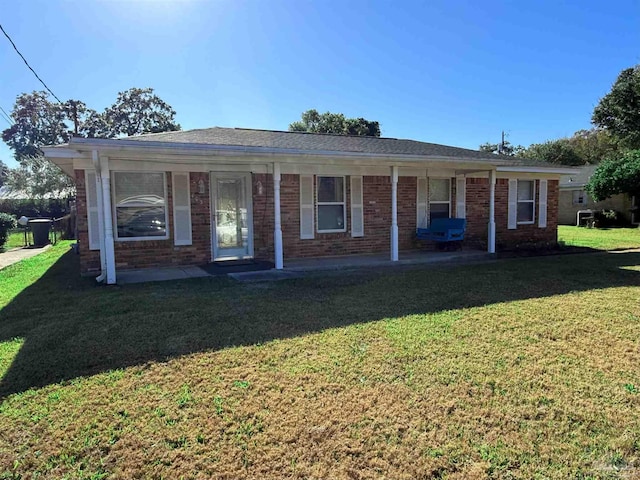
[1,243,639,478]
[1,230,25,251]
[559,225,640,250]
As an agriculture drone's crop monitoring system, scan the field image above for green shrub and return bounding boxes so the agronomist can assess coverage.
[593,209,625,228]
[0,213,17,249]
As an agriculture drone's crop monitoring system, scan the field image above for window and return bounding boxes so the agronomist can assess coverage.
[317,176,346,232]
[113,172,168,240]
[517,180,535,224]
[429,178,451,222]
[572,190,587,205]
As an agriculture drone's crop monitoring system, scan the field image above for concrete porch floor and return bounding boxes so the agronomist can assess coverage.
[116,248,492,284]
[117,265,210,285]
[283,248,490,272]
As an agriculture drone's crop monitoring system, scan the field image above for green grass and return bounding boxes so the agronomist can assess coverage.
[2,230,26,250]
[1,242,640,478]
[559,225,640,250]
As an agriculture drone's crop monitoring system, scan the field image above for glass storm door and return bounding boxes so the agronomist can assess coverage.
[211,173,253,260]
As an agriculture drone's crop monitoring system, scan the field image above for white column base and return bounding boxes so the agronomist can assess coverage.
[391,225,399,261]
[488,221,496,253]
[274,229,283,269]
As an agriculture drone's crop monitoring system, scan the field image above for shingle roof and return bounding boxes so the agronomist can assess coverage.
[124,127,521,163]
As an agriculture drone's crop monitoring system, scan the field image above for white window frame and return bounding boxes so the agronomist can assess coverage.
[517,179,536,225]
[316,175,347,233]
[428,177,451,222]
[572,189,587,206]
[112,171,170,242]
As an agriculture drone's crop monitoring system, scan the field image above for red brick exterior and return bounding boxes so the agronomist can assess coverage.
[255,175,417,260]
[75,170,101,275]
[465,177,559,248]
[75,170,560,275]
[75,169,211,275]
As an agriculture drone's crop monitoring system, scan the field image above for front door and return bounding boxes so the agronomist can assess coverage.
[211,173,253,261]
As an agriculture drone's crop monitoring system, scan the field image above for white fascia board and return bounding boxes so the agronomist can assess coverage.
[497,166,580,175]
[41,146,89,177]
[41,146,86,158]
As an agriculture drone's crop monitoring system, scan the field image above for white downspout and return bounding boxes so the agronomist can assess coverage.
[273,162,284,269]
[488,169,496,254]
[99,154,117,284]
[390,165,399,261]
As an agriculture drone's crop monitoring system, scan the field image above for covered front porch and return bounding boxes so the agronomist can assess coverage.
[269,164,499,270]
[116,247,492,284]
[43,133,572,285]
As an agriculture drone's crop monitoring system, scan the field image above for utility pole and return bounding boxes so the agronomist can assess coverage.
[72,101,78,135]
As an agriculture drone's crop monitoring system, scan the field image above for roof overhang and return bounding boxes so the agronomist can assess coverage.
[42,137,579,177]
[61,137,519,165]
[496,165,580,175]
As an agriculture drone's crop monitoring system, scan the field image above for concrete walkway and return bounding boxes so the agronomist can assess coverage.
[0,245,51,271]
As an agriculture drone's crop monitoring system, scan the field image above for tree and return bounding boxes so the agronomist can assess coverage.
[1,91,70,162]
[520,139,586,166]
[2,88,181,198]
[0,160,8,187]
[592,65,640,149]
[92,87,181,138]
[479,140,525,156]
[8,156,75,198]
[565,128,619,164]
[586,150,640,202]
[479,131,525,156]
[289,109,381,136]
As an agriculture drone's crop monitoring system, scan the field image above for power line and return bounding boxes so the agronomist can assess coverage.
[0,106,13,126]
[0,23,62,103]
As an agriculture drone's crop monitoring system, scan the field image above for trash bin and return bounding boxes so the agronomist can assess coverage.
[28,219,52,247]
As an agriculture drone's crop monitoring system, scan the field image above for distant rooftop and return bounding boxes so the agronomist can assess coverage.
[125,127,523,163]
[560,164,597,187]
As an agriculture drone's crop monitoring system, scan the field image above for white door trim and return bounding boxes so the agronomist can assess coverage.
[210,172,254,261]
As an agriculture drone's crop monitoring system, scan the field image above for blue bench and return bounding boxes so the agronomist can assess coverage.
[416,218,466,244]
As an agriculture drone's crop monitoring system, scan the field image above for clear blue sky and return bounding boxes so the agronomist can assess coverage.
[1,0,639,167]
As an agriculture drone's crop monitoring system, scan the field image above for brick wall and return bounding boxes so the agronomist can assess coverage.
[76,169,212,275]
[75,170,101,274]
[75,170,561,275]
[252,174,418,260]
[464,177,559,248]
[252,173,275,260]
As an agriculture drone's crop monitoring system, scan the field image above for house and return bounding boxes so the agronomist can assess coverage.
[43,127,577,284]
[559,165,638,225]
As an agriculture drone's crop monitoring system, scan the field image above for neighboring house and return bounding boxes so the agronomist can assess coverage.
[43,127,576,284]
[559,165,637,225]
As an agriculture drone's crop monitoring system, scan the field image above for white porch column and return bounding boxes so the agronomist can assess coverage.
[273,163,284,269]
[390,165,399,261]
[97,152,116,284]
[91,151,106,277]
[488,169,496,254]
